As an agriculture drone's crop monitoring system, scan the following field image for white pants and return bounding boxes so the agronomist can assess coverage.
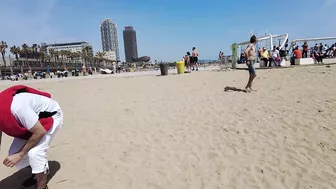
[8,110,63,174]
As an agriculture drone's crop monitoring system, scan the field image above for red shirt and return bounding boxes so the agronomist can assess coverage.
[294,49,302,58]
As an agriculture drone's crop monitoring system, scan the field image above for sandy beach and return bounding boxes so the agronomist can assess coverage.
[0,65,336,189]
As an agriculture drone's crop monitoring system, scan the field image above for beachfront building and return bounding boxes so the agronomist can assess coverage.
[123,26,138,63]
[100,18,120,61]
[103,51,117,61]
[42,41,93,55]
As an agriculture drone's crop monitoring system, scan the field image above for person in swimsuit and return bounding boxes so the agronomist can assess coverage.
[191,47,199,71]
[184,52,191,72]
[244,35,257,92]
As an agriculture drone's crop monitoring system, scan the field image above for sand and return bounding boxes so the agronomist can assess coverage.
[0,65,336,189]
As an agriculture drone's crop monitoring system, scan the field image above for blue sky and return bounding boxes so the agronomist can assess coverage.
[1,0,335,61]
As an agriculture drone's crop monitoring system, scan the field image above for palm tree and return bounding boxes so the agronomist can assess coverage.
[95,51,106,67]
[49,49,58,67]
[65,50,72,64]
[0,41,8,67]
[54,51,60,67]
[31,44,38,66]
[39,45,46,66]
[45,54,51,66]
[59,50,65,65]
[82,46,93,66]
[21,44,29,66]
[10,45,21,67]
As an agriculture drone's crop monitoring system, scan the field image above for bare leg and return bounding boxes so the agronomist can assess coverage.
[248,74,257,90]
[245,74,256,90]
[245,75,253,90]
[36,172,48,189]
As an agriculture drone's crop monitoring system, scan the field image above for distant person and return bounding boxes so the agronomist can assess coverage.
[191,47,199,71]
[239,53,246,63]
[257,47,262,62]
[293,46,302,58]
[302,41,308,58]
[290,46,302,65]
[0,85,63,189]
[184,52,191,72]
[319,43,323,53]
[219,51,225,66]
[46,64,50,76]
[261,47,273,67]
[82,64,86,76]
[324,44,329,51]
[272,46,281,66]
[313,45,323,64]
[244,35,257,92]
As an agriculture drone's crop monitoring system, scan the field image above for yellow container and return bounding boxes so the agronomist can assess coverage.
[130,68,134,72]
[176,61,184,74]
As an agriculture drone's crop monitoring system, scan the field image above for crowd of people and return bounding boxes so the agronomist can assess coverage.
[290,42,336,64]
[239,45,284,67]
[239,40,336,67]
[258,46,282,67]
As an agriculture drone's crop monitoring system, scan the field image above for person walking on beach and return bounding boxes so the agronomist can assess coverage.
[0,85,63,189]
[219,51,225,67]
[244,35,257,92]
[184,52,191,73]
[191,47,199,71]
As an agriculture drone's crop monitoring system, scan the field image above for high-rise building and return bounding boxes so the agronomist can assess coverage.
[123,26,138,63]
[100,18,120,61]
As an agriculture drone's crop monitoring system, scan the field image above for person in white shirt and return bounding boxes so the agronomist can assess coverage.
[271,46,281,66]
[0,86,63,189]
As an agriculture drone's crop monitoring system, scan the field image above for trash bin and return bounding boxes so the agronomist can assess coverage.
[159,63,168,76]
[176,61,184,74]
[72,71,75,76]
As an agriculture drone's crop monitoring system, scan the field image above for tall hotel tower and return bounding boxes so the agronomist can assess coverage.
[100,18,120,61]
[123,26,138,63]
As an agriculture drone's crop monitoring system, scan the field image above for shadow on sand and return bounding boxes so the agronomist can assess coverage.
[224,86,247,93]
[0,161,61,189]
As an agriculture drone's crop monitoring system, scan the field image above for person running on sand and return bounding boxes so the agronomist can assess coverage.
[244,35,257,92]
[0,85,63,189]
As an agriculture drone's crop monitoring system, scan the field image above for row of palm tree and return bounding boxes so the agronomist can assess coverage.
[0,41,116,68]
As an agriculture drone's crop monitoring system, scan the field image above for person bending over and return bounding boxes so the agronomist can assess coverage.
[0,85,63,189]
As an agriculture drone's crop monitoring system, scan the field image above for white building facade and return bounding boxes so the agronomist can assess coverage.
[103,51,116,61]
[42,41,93,55]
[100,18,120,61]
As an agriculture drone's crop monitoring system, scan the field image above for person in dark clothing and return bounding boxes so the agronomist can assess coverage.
[302,41,308,58]
[319,43,323,53]
[314,45,323,64]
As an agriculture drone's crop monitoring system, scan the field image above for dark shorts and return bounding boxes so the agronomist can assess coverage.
[247,60,256,74]
[194,57,198,63]
[190,57,198,63]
